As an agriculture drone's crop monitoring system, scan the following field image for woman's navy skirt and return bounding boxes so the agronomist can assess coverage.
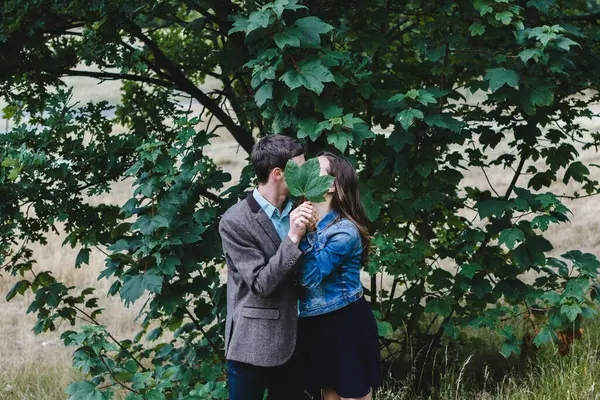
[298,296,382,398]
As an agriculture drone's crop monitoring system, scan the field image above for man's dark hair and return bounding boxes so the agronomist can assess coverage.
[251,135,304,184]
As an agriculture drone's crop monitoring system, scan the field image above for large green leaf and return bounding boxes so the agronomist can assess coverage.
[294,16,334,47]
[284,158,334,202]
[254,82,273,107]
[279,60,334,94]
[484,68,520,92]
[273,27,302,49]
[499,228,525,250]
[533,325,558,347]
[396,109,424,131]
[120,272,163,307]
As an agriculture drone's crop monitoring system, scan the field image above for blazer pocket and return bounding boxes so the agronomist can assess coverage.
[241,307,280,320]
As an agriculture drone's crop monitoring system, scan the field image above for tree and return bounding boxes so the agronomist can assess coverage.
[2,0,600,397]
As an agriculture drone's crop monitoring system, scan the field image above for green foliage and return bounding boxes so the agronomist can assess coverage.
[284,158,334,202]
[2,0,600,397]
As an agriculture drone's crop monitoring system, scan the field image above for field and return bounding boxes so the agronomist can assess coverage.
[1,77,600,399]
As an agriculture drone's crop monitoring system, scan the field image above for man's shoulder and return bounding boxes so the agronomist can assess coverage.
[221,196,252,225]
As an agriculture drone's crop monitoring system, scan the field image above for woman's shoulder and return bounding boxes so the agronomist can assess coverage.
[332,217,360,238]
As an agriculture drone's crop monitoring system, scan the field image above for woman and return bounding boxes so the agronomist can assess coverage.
[298,152,381,400]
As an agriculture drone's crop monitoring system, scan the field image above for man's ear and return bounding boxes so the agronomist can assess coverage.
[273,167,284,181]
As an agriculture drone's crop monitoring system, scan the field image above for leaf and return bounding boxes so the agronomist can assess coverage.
[132,215,170,235]
[76,248,91,269]
[495,11,513,25]
[284,158,334,202]
[528,85,554,107]
[396,109,424,131]
[540,291,561,305]
[351,124,375,145]
[425,297,451,317]
[469,23,486,36]
[417,89,437,106]
[387,131,414,152]
[560,304,582,322]
[460,263,483,279]
[327,131,354,153]
[279,60,334,94]
[377,320,393,337]
[499,228,525,249]
[533,325,558,347]
[512,236,553,267]
[563,161,589,184]
[360,187,382,222]
[6,280,30,301]
[120,272,163,307]
[528,26,559,47]
[244,11,271,36]
[297,119,329,141]
[273,27,301,49]
[479,4,493,15]
[563,250,600,276]
[526,0,553,13]
[254,82,273,107]
[294,16,334,47]
[518,48,544,63]
[500,342,520,358]
[475,198,507,219]
[555,37,580,52]
[484,68,520,92]
[443,323,461,340]
[147,327,163,341]
[65,380,109,400]
[547,257,569,277]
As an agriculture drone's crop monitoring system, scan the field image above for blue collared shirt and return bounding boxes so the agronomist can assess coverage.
[252,188,293,240]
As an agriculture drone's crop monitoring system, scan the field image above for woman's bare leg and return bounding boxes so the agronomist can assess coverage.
[323,389,340,400]
[322,388,372,400]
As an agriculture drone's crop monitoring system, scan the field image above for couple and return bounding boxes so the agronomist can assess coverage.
[219,135,381,400]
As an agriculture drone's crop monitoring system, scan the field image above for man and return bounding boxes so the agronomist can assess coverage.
[219,134,317,400]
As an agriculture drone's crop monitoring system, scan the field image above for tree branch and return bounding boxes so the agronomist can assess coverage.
[99,355,138,394]
[562,11,600,21]
[64,69,174,89]
[128,25,255,154]
[504,153,527,199]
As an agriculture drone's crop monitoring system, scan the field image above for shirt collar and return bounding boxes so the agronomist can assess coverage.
[317,209,340,230]
[252,188,292,218]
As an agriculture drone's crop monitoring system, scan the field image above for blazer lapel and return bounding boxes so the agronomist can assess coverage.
[246,191,282,248]
[255,210,282,248]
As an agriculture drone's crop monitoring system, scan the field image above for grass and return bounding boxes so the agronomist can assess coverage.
[1,320,600,400]
[376,317,600,400]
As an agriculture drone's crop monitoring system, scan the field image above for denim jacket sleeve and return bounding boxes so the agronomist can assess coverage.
[299,224,361,289]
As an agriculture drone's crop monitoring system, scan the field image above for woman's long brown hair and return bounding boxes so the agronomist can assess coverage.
[318,151,371,263]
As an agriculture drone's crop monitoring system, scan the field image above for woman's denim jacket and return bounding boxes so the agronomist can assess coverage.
[298,210,363,317]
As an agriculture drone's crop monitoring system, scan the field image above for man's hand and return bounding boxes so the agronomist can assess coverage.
[288,202,317,244]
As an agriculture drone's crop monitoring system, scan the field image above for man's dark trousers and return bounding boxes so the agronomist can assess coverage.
[228,346,304,400]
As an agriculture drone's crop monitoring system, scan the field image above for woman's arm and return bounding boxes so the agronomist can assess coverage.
[299,225,361,289]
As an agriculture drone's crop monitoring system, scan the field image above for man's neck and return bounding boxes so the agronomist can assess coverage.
[257,184,287,212]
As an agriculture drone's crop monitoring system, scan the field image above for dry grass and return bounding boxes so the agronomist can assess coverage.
[1,79,599,399]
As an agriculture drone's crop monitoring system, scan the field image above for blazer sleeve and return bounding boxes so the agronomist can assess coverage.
[219,216,303,297]
[299,226,361,289]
